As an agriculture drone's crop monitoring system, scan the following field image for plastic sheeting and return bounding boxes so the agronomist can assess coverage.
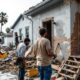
[0,72,18,80]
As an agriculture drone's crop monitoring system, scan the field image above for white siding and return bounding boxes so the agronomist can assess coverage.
[13,17,32,44]
[3,37,13,47]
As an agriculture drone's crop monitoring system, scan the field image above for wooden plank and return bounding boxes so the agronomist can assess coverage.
[56,77,64,80]
[70,56,80,59]
[59,73,74,79]
[67,60,80,64]
[64,64,79,68]
[58,55,80,80]
[51,64,60,71]
[62,68,76,74]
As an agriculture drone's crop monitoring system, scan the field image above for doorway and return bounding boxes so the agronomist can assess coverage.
[43,20,52,44]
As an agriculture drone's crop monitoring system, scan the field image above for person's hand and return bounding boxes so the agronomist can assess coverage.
[53,54,56,59]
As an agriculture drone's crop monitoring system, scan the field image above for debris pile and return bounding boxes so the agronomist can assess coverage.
[58,55,80,80]
[0,49,18,73]
[2,47,80,80]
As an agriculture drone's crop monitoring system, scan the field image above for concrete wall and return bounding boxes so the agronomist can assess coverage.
[13,16,32,45]
[32,3,71,61]
[3,37,13,47]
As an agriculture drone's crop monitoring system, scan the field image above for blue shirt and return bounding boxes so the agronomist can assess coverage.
[16,42,26,57]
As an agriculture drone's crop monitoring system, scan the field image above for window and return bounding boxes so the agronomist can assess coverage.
[19,28,22,40]
[25,27,29,37]
[0,37,4,44]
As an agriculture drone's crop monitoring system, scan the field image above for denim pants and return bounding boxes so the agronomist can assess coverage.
[38,65,52,80]
[18,68,25,80]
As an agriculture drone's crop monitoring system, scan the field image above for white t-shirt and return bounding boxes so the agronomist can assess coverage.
[16,42,26,57]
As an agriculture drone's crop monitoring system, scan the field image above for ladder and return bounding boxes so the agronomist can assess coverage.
[58,55,80,80]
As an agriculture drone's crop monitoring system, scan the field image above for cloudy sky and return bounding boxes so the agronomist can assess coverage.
[0,0,42,32]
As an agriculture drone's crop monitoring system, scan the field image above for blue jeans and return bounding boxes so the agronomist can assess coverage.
[18,68,25,80]
[38,65,52,80]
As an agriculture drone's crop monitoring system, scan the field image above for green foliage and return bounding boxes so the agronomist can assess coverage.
[0,32,6,36]
[0,12,8,36]
[6,27,10,33]
[0,12,8,26]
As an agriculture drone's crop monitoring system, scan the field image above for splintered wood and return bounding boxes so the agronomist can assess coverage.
[0,57,36,75]
[58,55,80,80]
[0,58,18,74]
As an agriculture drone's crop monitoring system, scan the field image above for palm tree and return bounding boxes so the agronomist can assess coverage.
[0,12,8,35]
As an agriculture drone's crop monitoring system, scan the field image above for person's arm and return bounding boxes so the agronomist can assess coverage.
[24,46,33,57]
[25,42,38,58]
[46,40,56,58]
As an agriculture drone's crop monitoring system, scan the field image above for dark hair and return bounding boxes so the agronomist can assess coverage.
[15,32,18,36]
[39,28,47,36]
[24,37,30,43]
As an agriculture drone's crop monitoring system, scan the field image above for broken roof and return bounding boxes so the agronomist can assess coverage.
[24,0,64,16]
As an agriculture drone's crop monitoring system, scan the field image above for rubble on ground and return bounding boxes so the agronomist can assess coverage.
[0,47,64,80]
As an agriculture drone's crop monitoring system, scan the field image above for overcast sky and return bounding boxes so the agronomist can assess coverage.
[0,0,42,32]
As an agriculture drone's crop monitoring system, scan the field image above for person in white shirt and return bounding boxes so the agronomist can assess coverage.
[16,37,30,80]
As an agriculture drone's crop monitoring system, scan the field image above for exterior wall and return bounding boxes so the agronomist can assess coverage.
[13,17,32,45]
[71,1,80,55]
[32,3,71,61]
[3,37,13,47]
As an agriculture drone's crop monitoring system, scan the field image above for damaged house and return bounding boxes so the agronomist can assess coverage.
[11,0,80,61]
[23,0,80,61]
[10,0,80,79]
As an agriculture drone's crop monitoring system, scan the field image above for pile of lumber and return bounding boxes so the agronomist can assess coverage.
[58,55,80,80]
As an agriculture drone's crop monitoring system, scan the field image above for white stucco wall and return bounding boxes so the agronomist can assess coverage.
[3,37,13,47]
[32,3,71,61]
[13,17,32,45]
[33,4,71,41]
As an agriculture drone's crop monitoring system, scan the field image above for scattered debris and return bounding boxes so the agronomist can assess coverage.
[58,55,80,80]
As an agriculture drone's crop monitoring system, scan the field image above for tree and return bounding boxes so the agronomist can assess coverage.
[0,12,8,34]
[6,27,10,33]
